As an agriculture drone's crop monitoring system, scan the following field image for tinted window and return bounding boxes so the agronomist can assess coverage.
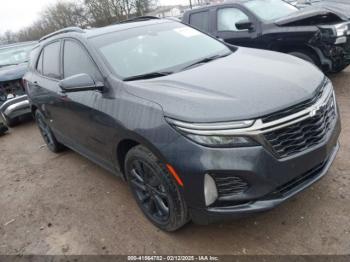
[217,8,250,31]
[0,42,36,67]
[63,40,101,80]
[36,50,44,74]
[92,22,230,79]
[189,11,210,32]
[42,41,61,79]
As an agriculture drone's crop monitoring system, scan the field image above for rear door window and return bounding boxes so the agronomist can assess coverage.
[42,41,61,79]
[189,11,210,32]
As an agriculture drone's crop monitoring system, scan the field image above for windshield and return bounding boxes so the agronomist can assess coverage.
[0,43,36,67]
[91,22,231,79]
[243,0,299,22]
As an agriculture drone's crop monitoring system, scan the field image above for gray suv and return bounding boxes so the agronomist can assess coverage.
[24,18,340,231]
[0,41,37,127]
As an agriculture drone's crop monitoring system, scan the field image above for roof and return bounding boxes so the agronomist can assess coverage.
[184,0,250,12]
[85,19,171,38]
[38,19,174,43]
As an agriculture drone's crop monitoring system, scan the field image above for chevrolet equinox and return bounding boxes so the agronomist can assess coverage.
[24,18,341,231]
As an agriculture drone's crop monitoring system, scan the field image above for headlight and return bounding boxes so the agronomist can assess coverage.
[335,23,348,37]
[186,134,257,147]
[166,117,258,147]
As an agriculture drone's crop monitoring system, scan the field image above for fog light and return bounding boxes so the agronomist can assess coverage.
[335,36,347,44]
[204,174,218,206]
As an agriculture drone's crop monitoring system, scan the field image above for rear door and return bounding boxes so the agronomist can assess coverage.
[186,10,212,33]
[26,41,68,137]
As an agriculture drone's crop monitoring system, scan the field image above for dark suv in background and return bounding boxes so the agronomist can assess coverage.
[25,19,340,231]
[183,0,350,73]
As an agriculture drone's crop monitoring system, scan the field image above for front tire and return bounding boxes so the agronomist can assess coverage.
[35,110,64,153]
[125,145,189,231]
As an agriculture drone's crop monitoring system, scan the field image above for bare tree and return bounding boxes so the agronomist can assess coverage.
[0,0,157,43]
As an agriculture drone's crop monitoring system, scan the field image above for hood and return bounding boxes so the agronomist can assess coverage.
[312,2,350,19]
[0,63,28,82]
[275,7,344,26]
[126,47,324,123]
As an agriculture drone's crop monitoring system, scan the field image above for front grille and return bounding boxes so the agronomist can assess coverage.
[268,160,327,198]
[213,175,249,197]
[264,93,336,158]
[0,79,25,104]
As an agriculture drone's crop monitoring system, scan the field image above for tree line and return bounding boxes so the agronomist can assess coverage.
[0,0,157,44]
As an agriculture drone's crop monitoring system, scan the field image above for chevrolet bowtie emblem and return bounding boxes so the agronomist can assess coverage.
[310,105,321,117]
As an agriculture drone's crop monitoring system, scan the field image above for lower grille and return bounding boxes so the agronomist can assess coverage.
[268,160,327,198]
[264,94,336,158]
[213,175,249,197]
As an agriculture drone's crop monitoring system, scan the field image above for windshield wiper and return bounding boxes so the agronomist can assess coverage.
[123,71,173,81]
[0,63,19,67]
[181,52,232,71]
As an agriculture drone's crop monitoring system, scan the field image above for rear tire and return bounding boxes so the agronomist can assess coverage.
[125,145,189,231]
[3,115,19,127]
[35,110,65,153]
[0,123,8,134]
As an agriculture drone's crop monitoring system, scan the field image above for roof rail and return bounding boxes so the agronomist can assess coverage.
[39,27,85,42]
[115,16,160,25]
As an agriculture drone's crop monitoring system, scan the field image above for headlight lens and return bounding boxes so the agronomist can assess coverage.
[335,23,348,37]
[165,117,258,147]
[186,134,257,147]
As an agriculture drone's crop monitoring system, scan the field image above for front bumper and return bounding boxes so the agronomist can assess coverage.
[161,111,341,225]
[190,142,339,224]
[0,95,31,120]
[318,39,350,72]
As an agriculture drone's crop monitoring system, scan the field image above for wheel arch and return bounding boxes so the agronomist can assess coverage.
[274,43,321,66]
[116,139,140,177]
[115,136,168,179]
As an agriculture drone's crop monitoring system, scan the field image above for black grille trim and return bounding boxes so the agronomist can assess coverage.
[213,175,249,197]
[264,93,336,158]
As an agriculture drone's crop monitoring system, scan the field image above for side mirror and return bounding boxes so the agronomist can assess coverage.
[235,20,254,31]
[59,73,104,93]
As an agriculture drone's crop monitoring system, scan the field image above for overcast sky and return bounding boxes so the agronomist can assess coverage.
[0,0,190,34]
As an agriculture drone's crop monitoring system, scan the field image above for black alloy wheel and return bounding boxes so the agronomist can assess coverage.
[125,145,189,231]
[129,159,170,224]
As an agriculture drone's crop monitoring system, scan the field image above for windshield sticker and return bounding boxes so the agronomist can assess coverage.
[174,27,201,38]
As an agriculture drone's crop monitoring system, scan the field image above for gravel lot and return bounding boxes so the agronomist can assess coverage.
[0,69,349,255]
